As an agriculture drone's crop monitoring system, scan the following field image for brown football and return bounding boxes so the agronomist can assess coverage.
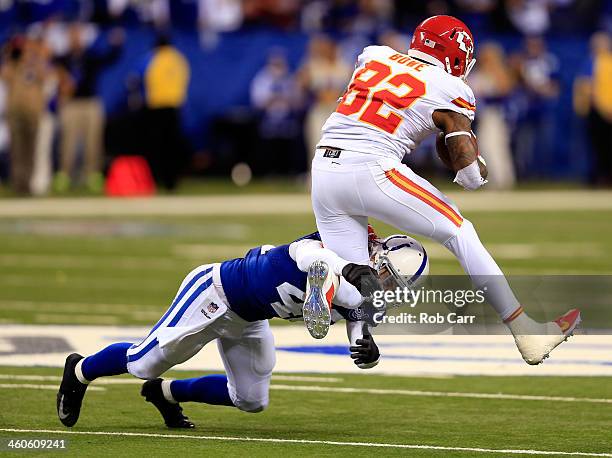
[436,132,479,172]
[436,132,454,170]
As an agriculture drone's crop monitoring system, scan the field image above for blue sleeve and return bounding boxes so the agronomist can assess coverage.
[292,232,321,243]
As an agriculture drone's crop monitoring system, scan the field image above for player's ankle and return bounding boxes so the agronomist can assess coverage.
[504,307,539,335]
[162,380,178,404]
[74,359,91,385]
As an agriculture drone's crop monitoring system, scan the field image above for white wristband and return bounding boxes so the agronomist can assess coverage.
[453,160,487,191]
[444,131,472,144]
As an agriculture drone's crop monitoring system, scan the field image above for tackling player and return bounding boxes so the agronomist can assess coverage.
[56,232,383,429]
[308,15,580,364]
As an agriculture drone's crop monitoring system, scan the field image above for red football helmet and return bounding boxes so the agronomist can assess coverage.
[408,15,476,80]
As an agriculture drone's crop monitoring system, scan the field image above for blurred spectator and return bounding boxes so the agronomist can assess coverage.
[54,23,124,193]
[574,32,612,186]
[302,0,393,35]
[469,43,516,189]
[204,0,243,30]
[0,58,9,182]
[0,0,606,187]
[243,0,301,30]
[27,18,70,56]
[298,35,351,161]
[346,0,394,35]
[198,0,243,48]
[250,51,302,175]
[504,0,551,35]
[377,29,408,52]
[30,35,59,196]
[513,36,560,178]
[1,36,49,195]
[140,34,190,191]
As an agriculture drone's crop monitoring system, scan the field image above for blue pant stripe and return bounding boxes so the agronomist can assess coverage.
[127,338,158,363]
[135,266,213,348]
[167,278,213,327]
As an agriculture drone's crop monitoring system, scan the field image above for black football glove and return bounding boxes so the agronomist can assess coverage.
[349,333,380,369]
[342,263,382,298]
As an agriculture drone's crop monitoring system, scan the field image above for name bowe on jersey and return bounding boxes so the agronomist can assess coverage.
[319,45,477,161]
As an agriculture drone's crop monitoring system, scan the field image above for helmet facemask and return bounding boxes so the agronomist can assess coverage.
[369,234,430,297]
[372,252,411,291]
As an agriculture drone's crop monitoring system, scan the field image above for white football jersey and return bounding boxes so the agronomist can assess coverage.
[318,45,477,161]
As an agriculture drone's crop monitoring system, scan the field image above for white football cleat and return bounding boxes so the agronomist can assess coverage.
[303,261,339,339]
[513,308,581,365]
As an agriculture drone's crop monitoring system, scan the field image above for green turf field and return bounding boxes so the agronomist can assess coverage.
[0,201,611,456]
[0,367,611,457]
[1,209,612,325]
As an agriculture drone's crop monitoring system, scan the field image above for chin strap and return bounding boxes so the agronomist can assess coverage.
[463,58,476,80]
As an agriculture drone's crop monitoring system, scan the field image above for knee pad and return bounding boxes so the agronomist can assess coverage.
[233,396,268,413]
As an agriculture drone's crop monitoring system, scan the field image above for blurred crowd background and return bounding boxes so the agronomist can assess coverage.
[0,0,611,195]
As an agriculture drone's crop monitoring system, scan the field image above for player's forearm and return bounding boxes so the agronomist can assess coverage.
[433,110,487,189]
[446,135,478,172]
[292,240,349,276]
[346,319,364,346]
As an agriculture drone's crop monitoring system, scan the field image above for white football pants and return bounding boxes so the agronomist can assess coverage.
[127,264,276,412]
[311,148,520,320]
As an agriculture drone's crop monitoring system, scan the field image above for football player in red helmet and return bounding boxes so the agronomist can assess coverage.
[308,15,581,365]
[408,15,476,80]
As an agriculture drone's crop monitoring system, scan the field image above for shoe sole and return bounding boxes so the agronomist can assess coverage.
[536,311,582,365]
[303,261,332,339]
[57,353,85,427]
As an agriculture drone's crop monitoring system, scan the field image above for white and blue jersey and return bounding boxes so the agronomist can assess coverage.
[220,232,319,322]
[126,232,364,375]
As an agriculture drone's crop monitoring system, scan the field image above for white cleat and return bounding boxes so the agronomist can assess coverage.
[513,309,581,365]
[303,261,339,339]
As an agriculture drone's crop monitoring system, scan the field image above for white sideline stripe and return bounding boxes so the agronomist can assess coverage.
[0,374,342,384]
[2,191,612,217]
[0,383,104,391]
[0,429,610,456]
[269,384,612,404]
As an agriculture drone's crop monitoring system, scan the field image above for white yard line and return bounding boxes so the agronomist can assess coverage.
[0,300,157,312]
[0,374,342,384]
[0,374,131,383]
[0,254,184,271]
[0,384,104,391]
[269,384,612,404]
[0,375,609,404]
[424,242,603,260]
[0,275,171,291]
[0,428,609,456]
